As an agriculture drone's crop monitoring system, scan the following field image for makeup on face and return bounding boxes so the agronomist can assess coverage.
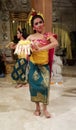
[33,18,44,33]
[33,17,44,26]
[34,20,43,26]
[17,31,22,39]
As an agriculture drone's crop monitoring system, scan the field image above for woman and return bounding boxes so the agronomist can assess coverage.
[10,28,28,88]
[26,14,58,118]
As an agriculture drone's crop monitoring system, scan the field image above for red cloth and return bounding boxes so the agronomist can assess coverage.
[49,34,57,74]
[49,48,54,73]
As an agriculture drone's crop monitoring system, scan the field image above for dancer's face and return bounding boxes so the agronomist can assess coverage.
[33,18,44,33]
[17,30,22,39]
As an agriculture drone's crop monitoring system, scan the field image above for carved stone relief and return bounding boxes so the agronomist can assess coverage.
[0,0,31,12]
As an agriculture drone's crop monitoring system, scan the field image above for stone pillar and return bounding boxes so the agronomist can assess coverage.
[31,0,52,32]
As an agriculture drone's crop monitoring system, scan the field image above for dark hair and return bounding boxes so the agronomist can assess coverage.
[31,14,44,28]
[13,35,19,43]
[17,28,28,39]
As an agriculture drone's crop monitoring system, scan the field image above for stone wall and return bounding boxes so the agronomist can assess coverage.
[0,11,11,56]
[52,0,76,31]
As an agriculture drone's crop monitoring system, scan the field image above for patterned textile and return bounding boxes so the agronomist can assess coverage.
[11,58,28,84]
[28,61,50,105]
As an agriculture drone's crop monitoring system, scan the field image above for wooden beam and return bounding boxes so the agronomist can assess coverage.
[31,0,52,32]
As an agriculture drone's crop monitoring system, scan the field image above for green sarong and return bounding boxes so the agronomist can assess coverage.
[28,61,50,104]
[11,58,28,84]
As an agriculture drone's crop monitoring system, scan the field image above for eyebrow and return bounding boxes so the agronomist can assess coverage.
[34,20,43,25]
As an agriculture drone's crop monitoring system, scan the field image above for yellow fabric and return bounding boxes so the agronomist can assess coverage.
[30,50,49,65]
[18,55,25,59]
[17,40,31,59]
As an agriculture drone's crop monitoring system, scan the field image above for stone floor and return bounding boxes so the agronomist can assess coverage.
[0,65,76,130]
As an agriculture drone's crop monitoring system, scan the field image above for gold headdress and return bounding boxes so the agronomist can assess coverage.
[27,8,44,26]
[17,25,22,31]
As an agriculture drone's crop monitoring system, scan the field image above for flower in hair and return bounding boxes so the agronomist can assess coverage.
[31,8,37,16]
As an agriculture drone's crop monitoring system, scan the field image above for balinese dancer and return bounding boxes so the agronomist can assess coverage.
[26,10,58,118]
[10,28,30,88]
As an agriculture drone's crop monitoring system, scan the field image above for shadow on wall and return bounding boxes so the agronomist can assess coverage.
[70,31,76,59]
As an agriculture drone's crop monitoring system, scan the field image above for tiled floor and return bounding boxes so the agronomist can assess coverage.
[0,65,76,130]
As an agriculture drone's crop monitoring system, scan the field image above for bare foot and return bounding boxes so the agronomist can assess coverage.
[34,110,41,116]
[43,110,51,118]
[23,83,28,87]
[15,84,23,88]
